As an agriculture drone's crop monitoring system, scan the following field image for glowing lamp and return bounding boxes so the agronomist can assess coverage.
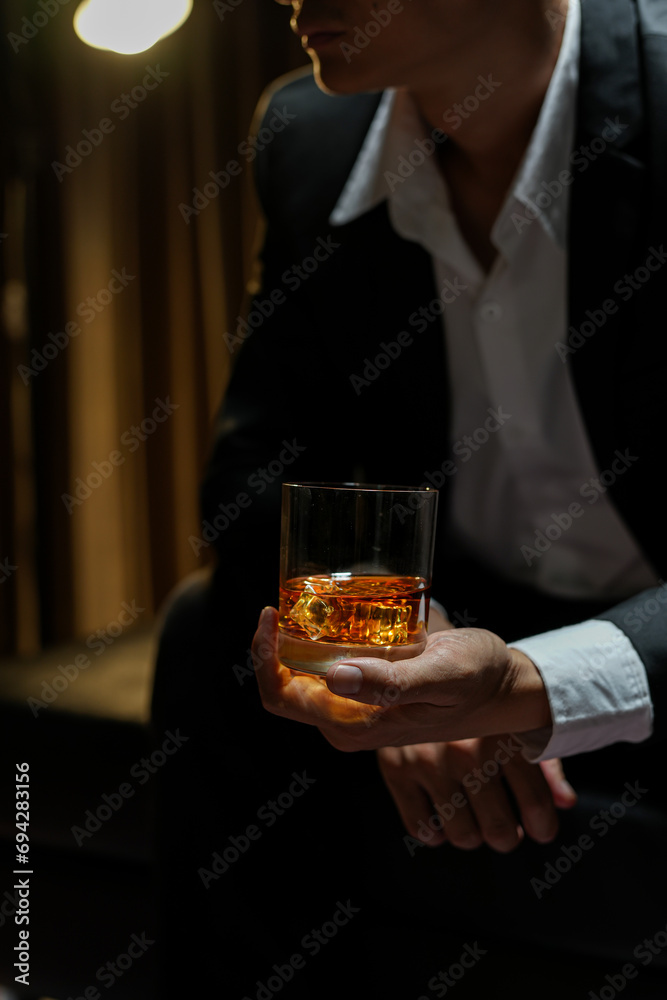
[73,0,193,55]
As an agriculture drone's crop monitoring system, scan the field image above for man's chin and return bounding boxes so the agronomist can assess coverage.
[311,55,382,96]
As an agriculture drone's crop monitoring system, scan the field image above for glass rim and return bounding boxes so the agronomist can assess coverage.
[282,482,438,494]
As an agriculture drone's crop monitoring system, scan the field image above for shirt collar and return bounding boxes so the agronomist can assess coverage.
[495,0,581,249]
[331,86,484,281]
[328,88,397,226]
[330,0,580,252]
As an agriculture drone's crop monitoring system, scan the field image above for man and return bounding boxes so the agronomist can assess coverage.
[153,0,667,994]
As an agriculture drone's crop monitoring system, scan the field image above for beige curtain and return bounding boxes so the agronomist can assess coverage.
[1,0,307,654]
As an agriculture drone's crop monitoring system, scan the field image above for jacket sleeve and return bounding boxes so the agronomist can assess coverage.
[597,585,667,742]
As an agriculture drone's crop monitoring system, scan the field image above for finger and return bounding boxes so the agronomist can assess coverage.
[379,761,448,848]
[252,607,285,704]
[540,758,577,809]
[464,774,524,852]
[378,746,452,848]
[503,756,560,843]
[428,606,454,633]
[434,792,483,850]
[386,746,482,850]
[253,608,385,734]
[252,607,332,724]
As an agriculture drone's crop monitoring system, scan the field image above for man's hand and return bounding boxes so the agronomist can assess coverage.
[376,739,577,853]
[253,607,552,752]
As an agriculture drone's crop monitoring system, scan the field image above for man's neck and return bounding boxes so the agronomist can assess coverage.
[410,0,569,193]
[399,0,569,272]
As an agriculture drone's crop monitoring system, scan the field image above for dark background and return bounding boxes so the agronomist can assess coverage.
[0,0,307,655]
[0,2,307,996]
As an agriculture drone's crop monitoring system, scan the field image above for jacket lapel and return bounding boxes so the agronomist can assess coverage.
[568,0,646,466]
[569,0,667,575]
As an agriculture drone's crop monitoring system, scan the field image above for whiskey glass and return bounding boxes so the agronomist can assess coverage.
[278,483,438,675]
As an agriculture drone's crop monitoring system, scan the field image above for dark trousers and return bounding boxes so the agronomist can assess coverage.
[151,565,667,998]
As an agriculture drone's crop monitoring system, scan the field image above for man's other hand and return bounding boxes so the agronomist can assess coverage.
[376,739,577,853]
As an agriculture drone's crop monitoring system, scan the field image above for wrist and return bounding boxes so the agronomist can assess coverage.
[502,647,553,734]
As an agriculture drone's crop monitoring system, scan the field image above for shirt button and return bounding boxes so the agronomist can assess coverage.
[479,301,503,322]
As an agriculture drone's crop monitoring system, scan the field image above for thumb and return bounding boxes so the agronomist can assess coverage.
[325,649,439,707]
[325,628,495,706]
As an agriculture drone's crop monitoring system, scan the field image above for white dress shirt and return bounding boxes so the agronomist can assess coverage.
[329,0,655,759]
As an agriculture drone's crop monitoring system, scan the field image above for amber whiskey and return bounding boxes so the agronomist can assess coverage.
[278,574,430,675]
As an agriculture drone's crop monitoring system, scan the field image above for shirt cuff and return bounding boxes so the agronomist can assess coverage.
[509,619,654,762]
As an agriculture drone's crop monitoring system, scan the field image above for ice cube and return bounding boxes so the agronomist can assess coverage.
[302,576,342,595]
[349,602,412,644]
[290,581,340,639]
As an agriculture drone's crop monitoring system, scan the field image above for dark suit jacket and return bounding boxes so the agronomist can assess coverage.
[148,3,667,985]
[201,0,667,742]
